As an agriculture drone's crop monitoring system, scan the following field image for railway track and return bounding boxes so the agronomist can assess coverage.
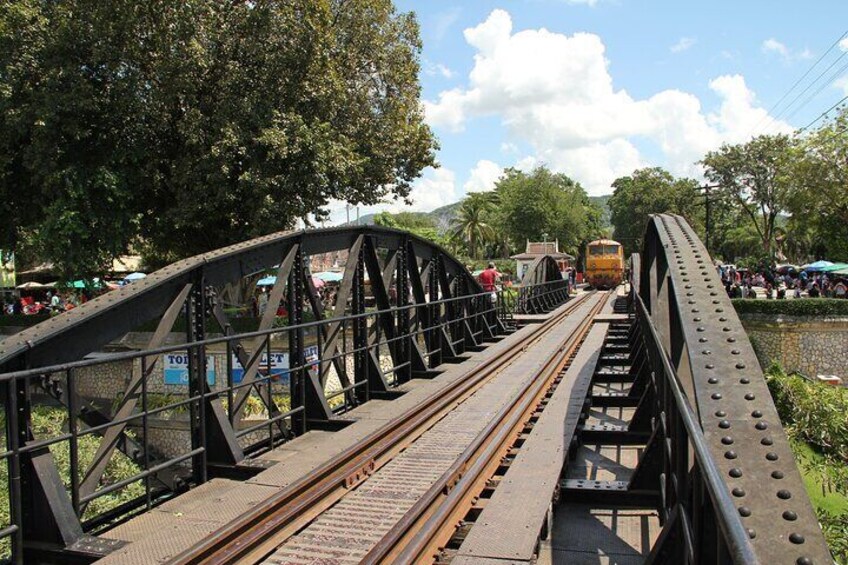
[171,290,611,565]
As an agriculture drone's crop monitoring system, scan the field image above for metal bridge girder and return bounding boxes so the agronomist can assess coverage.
[637,214,831,564]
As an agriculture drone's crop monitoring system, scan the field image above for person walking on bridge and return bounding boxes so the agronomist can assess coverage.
[479,262,501,293]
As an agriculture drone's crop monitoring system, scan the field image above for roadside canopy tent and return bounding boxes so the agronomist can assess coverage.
[257,275,325,288]
[66,278,104,289]
[16,281,55,290]
[314,271,343,283]
[802,260,835,272]
[820,262,848,273]
[123,272,147,283]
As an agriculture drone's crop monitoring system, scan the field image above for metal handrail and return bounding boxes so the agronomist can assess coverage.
[634,293,758,564]
[0,282,549,383]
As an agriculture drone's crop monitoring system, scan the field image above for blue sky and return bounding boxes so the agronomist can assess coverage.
[327,1,848,223]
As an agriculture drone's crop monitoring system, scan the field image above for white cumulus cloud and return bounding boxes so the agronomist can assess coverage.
[424,9,792,194]
[762,38,789,58]
[670,37,696,53]
[394,167,458,212]
[424,60,456,79]
[762,38,812,62]
[464,160,503,192]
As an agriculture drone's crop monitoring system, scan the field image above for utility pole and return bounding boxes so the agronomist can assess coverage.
[699,184,720,255]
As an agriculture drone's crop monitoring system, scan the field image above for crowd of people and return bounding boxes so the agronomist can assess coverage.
[719,265,848,300]
[2,290,93,316]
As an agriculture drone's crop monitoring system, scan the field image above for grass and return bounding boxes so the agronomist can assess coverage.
[793,441,848,515]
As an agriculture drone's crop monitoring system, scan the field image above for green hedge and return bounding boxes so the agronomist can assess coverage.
[732,298,848,316]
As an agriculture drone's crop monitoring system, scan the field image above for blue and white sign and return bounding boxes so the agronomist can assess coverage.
[164,353,216,386]
[230,345,320,386]
[231,352,289,385]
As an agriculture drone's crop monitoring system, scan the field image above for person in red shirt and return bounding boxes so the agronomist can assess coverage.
[478,262,501,292]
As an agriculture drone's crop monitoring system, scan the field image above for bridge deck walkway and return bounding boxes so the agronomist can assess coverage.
[94,298,586,565]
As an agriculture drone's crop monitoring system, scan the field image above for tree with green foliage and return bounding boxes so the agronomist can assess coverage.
[449,192,497,259]
[493,166,602,257]
[0,0,436,277]
[373,210,454,251]
[786,107,848,261]
[607,167,703,256]
[701,135,794,258]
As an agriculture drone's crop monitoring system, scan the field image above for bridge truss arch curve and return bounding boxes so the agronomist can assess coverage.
[516,255,569,314]
[633,214,830,563]
[0,225,534,562]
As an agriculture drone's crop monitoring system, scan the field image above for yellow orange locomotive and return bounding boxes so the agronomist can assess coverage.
[585,239,624,289]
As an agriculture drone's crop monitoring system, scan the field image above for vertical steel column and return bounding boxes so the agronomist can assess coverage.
[353,243,369,403]
[185,276,207,484]
[288,248,308,434]
[17,368,84,557]
[427,259,443,368]
[395,238,413,382]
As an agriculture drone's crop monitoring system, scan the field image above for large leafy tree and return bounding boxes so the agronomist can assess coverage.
[701,135,794,258]
[0,0,436,277]
[608,167,703,256]
[449,192,497,259]
[786,107,848,261]
[490,167,602,259]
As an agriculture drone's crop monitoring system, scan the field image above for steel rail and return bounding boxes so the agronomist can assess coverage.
[169,292,596,565]
[366,291,611,563]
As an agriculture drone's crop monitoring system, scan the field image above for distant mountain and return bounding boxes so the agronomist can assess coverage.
[341,201,461,232]
[344,193,612,234]
[427,201,462,231]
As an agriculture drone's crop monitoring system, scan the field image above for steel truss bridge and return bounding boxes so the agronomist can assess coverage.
[0,217,832,564]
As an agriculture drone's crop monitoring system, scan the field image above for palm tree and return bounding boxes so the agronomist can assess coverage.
[450,193,497,259]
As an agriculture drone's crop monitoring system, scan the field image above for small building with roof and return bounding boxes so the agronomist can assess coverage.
[510,240,574,279]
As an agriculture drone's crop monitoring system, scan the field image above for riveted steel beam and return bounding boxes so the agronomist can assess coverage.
[639,214,830,563]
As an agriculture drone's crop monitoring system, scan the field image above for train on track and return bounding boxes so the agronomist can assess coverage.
[584,238,624,289]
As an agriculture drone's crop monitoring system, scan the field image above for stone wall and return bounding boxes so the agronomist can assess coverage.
[739,313,848,379]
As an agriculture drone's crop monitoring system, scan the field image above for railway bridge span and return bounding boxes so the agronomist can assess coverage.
[0,216,832,564]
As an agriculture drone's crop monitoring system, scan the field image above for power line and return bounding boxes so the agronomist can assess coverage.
[786,59,848,127]
[751,29,848,135]
[763,51,848,132]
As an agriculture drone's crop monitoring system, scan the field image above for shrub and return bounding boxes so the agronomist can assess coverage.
[733,298,848,316]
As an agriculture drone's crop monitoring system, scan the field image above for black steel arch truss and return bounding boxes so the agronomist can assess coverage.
[516,255,569,314]
[0,225,516,563]
[630,214,830,563]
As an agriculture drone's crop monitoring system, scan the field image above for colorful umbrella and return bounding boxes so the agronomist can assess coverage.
[66,278,104,289]
[314,271,343,282]
[16,281,46,289]
[820,262,848,273]
[803,260,835,272]
[123,272,147,282]
[257,275,325,288]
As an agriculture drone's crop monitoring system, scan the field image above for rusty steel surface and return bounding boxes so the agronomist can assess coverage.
[365,292,611,564]
[168,293,599,565]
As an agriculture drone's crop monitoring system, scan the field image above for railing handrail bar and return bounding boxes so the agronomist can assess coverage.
[0,282,557,382]
[634,293,759,565]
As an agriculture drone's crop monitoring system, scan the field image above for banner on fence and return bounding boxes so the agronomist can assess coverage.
[163,353,216,386]
[230,345,319,385]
